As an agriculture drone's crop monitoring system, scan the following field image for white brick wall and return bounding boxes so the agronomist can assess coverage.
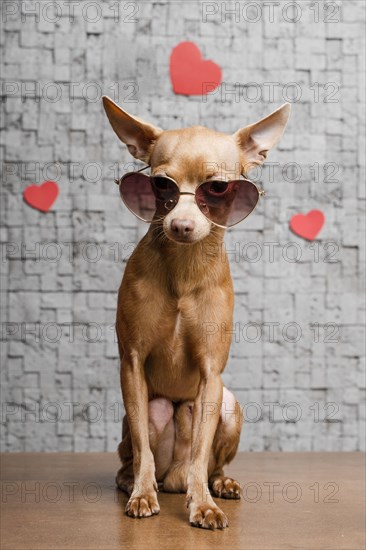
[0,0,365,451]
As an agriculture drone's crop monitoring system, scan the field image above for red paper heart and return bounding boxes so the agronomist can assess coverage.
[290,210,325,241]
[23,181,59,212]
[170,41,222,96]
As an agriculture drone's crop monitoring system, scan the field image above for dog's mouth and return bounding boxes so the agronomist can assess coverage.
[164,228,202,245]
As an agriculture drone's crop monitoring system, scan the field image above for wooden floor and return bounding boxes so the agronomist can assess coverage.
[1,453,365,550]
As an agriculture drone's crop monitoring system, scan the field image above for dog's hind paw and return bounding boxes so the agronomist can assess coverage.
[210,476,241,499]
[115,471,134,496]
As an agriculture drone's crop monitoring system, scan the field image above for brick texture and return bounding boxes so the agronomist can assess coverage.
[0,0,365,451]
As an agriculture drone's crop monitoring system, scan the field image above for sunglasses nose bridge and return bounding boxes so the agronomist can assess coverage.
[169,193,200,218]
[176,191,196,205]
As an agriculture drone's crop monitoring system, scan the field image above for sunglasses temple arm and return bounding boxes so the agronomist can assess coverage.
[114,164,151,184]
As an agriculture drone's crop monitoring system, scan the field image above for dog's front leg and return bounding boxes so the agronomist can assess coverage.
[120,354,160,518]
[187,370,228,529]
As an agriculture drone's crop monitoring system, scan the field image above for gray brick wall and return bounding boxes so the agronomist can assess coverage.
[0,0,365,451]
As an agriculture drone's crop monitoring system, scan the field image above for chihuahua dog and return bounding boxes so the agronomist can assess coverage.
[103,96,291,529]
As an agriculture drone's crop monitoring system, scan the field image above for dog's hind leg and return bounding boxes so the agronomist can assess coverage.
[163,391,243,497]
[116,415,134,495]
[208,387,243,500]
[162,401,193,493]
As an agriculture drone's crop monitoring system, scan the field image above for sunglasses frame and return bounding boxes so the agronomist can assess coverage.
[116,165,266,229]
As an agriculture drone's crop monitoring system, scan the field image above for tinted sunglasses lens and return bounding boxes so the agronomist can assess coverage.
[120,173,156,222]
[196,180,259,227]
[150,176,179,214]
[119,173,180,222]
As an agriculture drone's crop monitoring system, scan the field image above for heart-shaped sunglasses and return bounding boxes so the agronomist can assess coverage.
[116,166,265,228]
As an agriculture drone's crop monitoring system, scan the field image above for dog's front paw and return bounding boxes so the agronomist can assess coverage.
[189,501,228,530]
[211,476,241,499]
[125,492,160,518]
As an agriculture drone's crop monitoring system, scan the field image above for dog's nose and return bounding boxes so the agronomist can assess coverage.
[171,218,195,237]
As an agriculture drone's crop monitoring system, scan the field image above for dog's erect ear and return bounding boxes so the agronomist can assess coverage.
[233,103,291,172]
[102,96,163,163]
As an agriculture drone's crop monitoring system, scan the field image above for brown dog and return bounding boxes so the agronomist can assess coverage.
[103,97,291,529]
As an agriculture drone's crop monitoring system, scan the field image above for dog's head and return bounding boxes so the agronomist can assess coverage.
[103,97,291,244]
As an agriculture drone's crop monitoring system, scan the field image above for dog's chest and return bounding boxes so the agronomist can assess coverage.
[144,310,200,401]
[171,311,182,347]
